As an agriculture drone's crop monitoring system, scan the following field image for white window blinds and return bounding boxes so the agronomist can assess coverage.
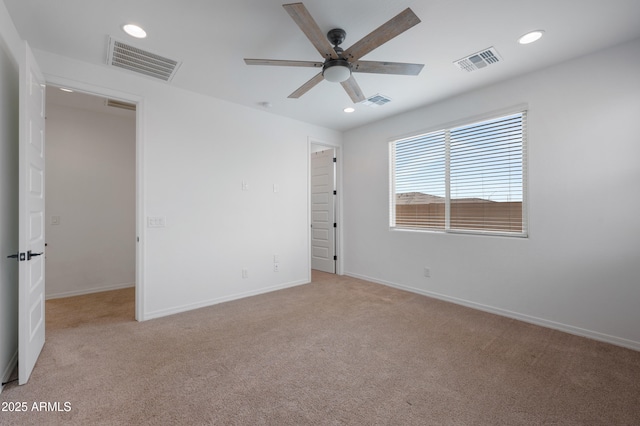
[392,131,446,229]
[391,111,527,236]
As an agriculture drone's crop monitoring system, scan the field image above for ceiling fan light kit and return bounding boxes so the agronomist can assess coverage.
[323,58,352,82]
[244,2,424,103]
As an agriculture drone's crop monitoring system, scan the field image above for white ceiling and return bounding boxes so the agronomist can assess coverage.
[5,0,640,131]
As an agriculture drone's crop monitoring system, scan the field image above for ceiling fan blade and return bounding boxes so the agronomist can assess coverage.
[352,60,424,75]
[288,72,325,98]
[283,3,339,60]
[343,8,421,61]
[244,59,323,68]
[341,75,366,103]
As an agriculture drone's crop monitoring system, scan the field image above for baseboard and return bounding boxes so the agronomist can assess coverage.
[345,272,640,352]
[0,350,18,395]
[46,282,135,300]
[143,279,309,321]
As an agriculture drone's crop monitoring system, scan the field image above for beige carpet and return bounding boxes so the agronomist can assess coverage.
[1,271,639,425]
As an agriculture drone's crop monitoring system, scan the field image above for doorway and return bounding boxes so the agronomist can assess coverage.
[44,87,137,318]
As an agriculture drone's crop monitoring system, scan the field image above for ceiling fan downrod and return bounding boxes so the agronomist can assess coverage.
[327,28,346,51]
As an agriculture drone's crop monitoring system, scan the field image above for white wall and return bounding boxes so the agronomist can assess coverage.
[45,100,136,298]
[342,38,640,350]
[34,49,341,319]
[0,0,20,390]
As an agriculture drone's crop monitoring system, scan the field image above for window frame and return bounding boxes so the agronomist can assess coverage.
[389,108,528,238]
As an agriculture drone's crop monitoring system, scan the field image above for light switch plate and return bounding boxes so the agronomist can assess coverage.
[147,216,166,228]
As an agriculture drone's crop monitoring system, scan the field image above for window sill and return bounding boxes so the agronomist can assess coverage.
[389,226,528,239]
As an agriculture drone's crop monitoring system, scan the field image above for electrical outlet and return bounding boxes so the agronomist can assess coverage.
[423,267,431,278]
[273,263,279,272]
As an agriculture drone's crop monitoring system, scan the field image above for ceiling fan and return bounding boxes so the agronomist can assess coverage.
[244,2,424,103]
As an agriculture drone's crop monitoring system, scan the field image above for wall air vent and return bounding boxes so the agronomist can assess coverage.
[106,99,136,111]
[454,47,501,72]
[361,93,392,107]
[106,37,181,82]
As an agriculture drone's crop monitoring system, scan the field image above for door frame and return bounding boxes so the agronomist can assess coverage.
[308,137,343,277]
[44,75,146,321]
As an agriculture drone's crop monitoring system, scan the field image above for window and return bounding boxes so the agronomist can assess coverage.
[390,111,527,236]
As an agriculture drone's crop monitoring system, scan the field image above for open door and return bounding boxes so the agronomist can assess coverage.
[18,41,46,385]
[310,149,336,273]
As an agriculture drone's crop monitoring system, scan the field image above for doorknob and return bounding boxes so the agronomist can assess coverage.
[27,250,43,260]
[7,252,26,261]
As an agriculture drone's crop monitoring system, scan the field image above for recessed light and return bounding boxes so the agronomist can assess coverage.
[518,30,544,45]
[59,88,73,93]
[123,24,147,39]
[343,107,355,113]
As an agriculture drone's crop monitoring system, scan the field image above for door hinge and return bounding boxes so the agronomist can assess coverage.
[333,255,337,261]
[333,157,337,163]
[333,223,337,228]
[333,190,337,195]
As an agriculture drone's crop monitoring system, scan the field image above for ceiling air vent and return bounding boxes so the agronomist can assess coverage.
[454,47,501,72]
[106,99,136,111]
[107,37,181,82]
[361,93,392,107]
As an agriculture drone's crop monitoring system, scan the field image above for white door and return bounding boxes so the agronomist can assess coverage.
[18,42,46,385]
[310,149,335,273]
